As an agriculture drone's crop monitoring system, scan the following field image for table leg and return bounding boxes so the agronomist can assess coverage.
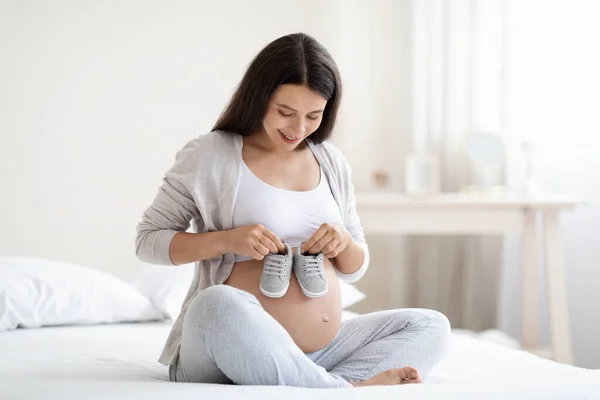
[543,210,574,364]
[521,209,541,350]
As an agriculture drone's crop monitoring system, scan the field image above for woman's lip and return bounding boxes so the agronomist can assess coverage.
[278,130,301,142]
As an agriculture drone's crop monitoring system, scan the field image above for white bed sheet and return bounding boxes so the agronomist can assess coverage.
[1,318,599,400]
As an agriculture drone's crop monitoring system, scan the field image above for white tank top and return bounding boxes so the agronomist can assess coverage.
[232,161,344,262]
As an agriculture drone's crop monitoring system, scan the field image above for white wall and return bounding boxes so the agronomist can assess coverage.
[0,0,412,278]
[2,0,598,369]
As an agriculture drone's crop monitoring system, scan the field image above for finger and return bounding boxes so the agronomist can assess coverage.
[323,251,336,259]
[302,224,329,253]
[251,248,265,260]
[254,242,270,257]
[308,230,336,254]
[258,235,278,254]
[261,229,286,253]
[323,243,344,259]
[322,237,340,255]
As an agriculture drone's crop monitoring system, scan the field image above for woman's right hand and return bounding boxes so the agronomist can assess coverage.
[225,224,285,260]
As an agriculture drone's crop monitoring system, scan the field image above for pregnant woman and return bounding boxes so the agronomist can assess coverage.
[135,32,450,388]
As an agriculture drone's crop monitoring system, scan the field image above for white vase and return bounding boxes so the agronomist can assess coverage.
[521,141,543,197]
[405,153,440,194]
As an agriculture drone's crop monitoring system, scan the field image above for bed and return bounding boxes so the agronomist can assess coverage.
[2,317,599,400]
[1,257,599,399]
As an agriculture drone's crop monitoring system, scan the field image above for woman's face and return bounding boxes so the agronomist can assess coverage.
[260,84,328,151]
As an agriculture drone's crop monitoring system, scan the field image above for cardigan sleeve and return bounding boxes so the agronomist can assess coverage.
[135,139,203,266]
[325,143,370,283]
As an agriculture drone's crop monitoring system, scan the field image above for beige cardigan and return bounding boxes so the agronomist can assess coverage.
[135,130,368,366]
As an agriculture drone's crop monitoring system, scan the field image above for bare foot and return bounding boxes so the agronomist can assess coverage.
[350,367,422,387]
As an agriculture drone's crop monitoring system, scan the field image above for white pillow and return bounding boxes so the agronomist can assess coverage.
[0,257,163,332]
[129,264,367,320]
[129,263,196,321]
[340,279,366,309]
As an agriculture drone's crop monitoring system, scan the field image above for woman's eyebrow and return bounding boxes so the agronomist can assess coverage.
[275,103,324,113]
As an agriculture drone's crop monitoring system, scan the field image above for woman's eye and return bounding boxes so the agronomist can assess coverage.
[279,110,320,120]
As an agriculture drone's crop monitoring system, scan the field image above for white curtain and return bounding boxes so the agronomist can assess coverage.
[406,0,508,330]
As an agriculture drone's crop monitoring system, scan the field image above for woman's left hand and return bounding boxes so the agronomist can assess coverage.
[301,223,351,259]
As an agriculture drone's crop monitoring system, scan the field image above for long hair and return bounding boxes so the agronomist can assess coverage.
[212,33,342,143]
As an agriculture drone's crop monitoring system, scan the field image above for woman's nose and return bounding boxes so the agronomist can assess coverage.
[290,119,306,136]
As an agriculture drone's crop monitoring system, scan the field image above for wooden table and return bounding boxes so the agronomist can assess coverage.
[355,192,587,364]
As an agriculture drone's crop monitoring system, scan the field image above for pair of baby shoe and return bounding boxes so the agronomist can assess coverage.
[260,242,327,298]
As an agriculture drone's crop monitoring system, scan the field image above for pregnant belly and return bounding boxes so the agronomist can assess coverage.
[223,253,342,353]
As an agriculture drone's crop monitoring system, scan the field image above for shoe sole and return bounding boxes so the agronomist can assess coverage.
[260,282,290,298]
[299,285,328,298]
[294,269,328,298]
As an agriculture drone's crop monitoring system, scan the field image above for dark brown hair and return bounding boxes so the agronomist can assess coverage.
[212,33,342,144]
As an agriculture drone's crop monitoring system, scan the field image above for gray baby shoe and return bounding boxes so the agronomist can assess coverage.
[293,242,328,298]
[260,243,294,298]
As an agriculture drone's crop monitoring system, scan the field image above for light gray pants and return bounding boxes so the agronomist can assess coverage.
[169,285,450,388]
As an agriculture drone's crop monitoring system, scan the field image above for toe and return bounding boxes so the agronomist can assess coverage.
[405,366,420,379]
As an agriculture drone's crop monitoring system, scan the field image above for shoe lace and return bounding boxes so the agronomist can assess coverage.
[264,256,289,278]
[302,256,324,278]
